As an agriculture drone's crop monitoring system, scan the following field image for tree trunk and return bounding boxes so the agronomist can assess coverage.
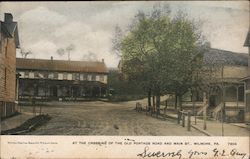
[175,93,178,110]
[156,94,161,116]
[153,96,156,113]
[177,94,183,111]
[192,90,196,115]
[148,89,151,111]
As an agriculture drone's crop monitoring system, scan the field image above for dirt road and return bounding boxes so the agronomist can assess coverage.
[21,99,204,135]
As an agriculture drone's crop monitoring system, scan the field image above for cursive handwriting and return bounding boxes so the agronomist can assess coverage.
[137,146,182,159]
[137,146,248,159]
[188,150,207,159]
[213,148,247,159]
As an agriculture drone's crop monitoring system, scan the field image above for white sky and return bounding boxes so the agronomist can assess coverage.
[0,1,249,67]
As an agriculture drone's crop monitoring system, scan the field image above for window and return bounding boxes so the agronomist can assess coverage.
[63,73,67,80]
[87,74,92,81]
[34,72,39,78]
[48,73,53,79]
[67,73,72,80]
[75,73,80,80]
[103,75,107,83]
[72,73,76,80]
[80,74,84,81]
[29,72,34,78]
[99,75,104,82]
[38,72,44,78]
[54,72,58,79]
[96,75,100,81]
[91,75,96,81]
[24,71,29,78]
[19,72,25,78]
[80,73,87,81]
[58,73,63,80]
[43,72,48,79]
[82,74,87,80]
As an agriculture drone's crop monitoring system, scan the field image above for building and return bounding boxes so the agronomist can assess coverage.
[16,57,108,101]
[0,13,20,118]
[181,48,249,122]
[242,30,250,123]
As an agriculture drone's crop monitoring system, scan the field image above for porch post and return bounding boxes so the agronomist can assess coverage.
[203,92,207,130]
[192,89,195,116]
[244,82,247,122]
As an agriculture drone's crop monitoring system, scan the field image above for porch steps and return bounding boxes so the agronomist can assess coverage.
[212,103,223,120]
[197,104,208,116]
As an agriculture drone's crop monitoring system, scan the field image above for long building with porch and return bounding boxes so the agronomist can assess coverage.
[16,57,108,101]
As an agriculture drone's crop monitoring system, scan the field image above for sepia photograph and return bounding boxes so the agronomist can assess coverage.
[0,1,249,158]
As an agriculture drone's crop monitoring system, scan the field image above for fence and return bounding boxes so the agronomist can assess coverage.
[134,103,199,132]
[0,101,18,118]
[177,110,191,131]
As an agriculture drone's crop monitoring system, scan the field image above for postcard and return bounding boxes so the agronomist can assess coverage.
[0,1,249,159]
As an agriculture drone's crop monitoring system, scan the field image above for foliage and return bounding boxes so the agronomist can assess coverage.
[108,69,145,96]
[113,4,209,111]
[56,44,75,61]
[20,49,32,58]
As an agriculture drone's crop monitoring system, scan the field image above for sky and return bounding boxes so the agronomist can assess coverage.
[0,1,249,67]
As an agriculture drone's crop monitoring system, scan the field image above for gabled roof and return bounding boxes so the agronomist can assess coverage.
[244,30,250,47]
[16,58,108,74]
[203,48,248,66]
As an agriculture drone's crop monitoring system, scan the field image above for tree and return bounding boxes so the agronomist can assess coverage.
[20,49,32,58]
[66,44,75,61]
[57,48,65,56]
[117,4,206,115]
[56,44,75,61]
[112,25,124,57]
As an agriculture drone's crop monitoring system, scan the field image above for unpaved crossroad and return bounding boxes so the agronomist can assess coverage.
[21,99,204,135]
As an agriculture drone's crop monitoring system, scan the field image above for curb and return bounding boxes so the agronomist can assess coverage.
[135,109,214,136]
[230,123,250,130]
[191,125,213,136]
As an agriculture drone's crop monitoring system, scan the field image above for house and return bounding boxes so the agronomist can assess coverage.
[242,30,250,123]
[0,13,20,118]
[16,57,108,101]
[182,48,249,122]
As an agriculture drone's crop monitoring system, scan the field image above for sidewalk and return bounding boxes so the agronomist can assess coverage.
[1,112,34,132]
[164,111,249,136]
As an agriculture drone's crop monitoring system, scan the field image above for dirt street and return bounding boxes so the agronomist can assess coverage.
[20,99,204,136]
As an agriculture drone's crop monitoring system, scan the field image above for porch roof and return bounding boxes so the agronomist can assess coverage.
[16,58,108,74]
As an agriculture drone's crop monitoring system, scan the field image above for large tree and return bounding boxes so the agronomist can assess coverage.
[117,5,206,114]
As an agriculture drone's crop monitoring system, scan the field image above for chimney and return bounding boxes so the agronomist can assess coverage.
[51,56,53,61]
[102,58,104,63]
[4,13,13,23]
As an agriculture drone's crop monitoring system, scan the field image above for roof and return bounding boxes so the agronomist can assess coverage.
[0,15,20,48]
[16,58,108,74]
[239,76,250,82]
[244,30,250,47]
[203,48,248,66]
